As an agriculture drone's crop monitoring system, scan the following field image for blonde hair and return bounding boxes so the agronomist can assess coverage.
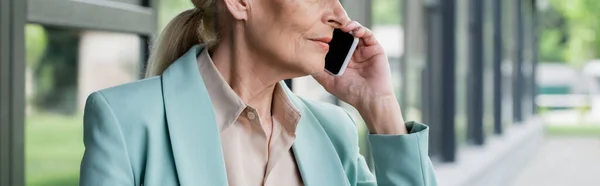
[145,0,218,77]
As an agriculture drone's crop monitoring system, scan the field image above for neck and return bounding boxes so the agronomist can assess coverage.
[210,31,289,119]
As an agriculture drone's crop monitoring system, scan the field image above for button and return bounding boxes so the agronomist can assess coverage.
[247,111,256,120]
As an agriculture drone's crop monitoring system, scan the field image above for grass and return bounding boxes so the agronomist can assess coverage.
[546,124,600,137]
[26,111,83,186]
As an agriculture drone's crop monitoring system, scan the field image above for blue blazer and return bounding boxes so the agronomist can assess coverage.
[79,45,437,186]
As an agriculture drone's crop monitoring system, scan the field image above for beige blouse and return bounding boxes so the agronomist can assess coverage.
[197,49,304,186]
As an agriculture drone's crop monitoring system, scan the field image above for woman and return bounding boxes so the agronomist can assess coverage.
[79,0,437,185]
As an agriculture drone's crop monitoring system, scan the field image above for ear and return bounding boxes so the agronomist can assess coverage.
[223,0,249,20]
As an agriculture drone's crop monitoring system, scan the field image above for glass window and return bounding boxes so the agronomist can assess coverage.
[454,0,470,146]
[372,0,403,105]
[502,0,515,128]
[522,0,535,119]
[401,0,426,123]
[483,0,496,136]
[158,0,194,30]
[25,25,142,185]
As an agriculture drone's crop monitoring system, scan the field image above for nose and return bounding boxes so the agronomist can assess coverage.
[323,0,349,28]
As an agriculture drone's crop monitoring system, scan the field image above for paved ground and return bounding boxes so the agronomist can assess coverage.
[511,137,600,186]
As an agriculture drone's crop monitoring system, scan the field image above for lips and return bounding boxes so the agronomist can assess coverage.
[311,37,332,44]
[309,37,332,50]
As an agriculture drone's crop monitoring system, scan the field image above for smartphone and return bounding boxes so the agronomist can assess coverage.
[325,29,359,76]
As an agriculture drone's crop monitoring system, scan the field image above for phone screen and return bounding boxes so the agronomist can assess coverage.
[325,29,357,75]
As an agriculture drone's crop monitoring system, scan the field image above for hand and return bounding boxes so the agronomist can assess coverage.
[312,21,407,134]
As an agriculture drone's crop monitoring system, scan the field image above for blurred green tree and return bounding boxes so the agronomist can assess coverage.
[158,0,193,31]
[372,0,402,26]
[538,4,567,63]
[26,24,80,115]
[33,27,80,115]
[550,0,600,67]
[25,24,47,69]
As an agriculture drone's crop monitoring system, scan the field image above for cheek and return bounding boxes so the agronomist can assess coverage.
[284,34,325,74]
[263,26,316,67]
[289,39,327,73]
[252,0,325,72]
[271,38,324,75]
[280,4,324,61]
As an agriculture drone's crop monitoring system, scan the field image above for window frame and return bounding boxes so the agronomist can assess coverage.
[0,0,157,185]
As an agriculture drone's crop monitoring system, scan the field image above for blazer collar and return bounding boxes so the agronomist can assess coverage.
[161,45,347,185]
[161,45,228,185]
[279,81,349,186]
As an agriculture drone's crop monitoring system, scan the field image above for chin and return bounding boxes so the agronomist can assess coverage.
[302,57,326,74]
[287,52,326,76]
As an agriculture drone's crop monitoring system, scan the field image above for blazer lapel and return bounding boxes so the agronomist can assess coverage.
[160,45,347,185]
[161,45,228,185]
[280,82,349,186]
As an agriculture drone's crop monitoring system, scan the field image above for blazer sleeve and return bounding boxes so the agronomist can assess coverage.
[357,121,438,186]
[80,92,135,186]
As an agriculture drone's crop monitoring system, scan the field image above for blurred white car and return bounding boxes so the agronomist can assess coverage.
[536,63,586,109]
[583,61,600,117]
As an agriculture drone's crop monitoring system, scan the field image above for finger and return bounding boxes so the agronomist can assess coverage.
[311,70,335,90]
[340,21,361,33]
[354,27,378,47]
[341,21,379,47]
[354,45,385,63]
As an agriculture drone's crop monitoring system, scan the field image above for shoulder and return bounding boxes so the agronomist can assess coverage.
[94,76,162,100]
[88,76,162,105]
[85,76,165,125]
[297,97,360,155]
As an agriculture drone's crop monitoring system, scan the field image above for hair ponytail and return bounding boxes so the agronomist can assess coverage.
[145,0,218,78]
